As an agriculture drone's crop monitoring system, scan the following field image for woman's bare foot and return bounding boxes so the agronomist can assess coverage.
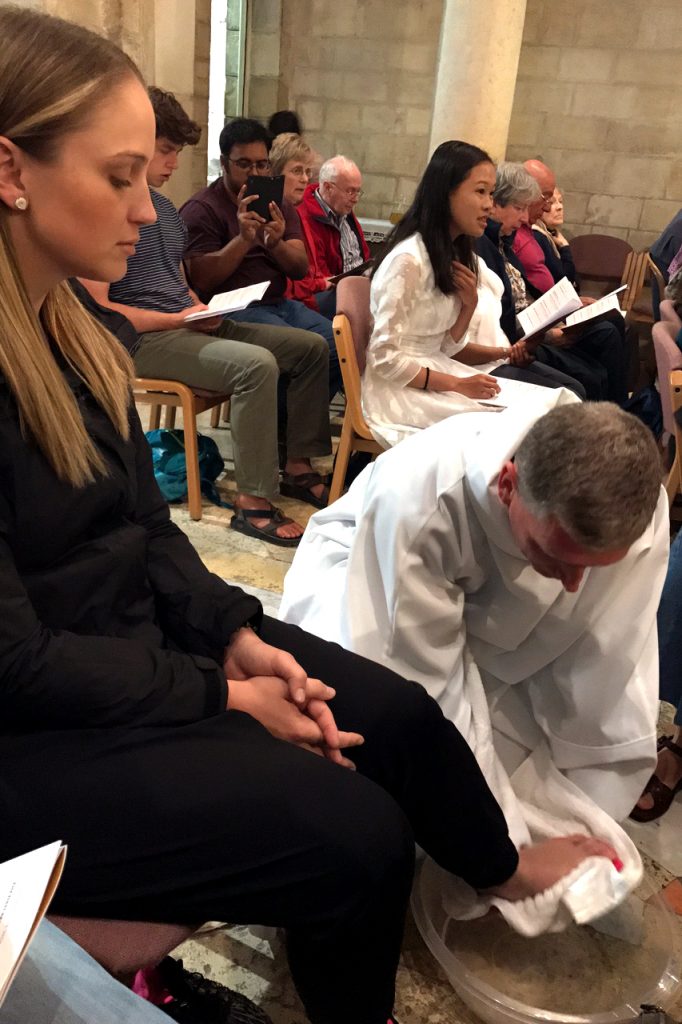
[484,835,618,901]
[233,493,304,541]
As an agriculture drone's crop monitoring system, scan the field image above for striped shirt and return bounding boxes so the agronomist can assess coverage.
[110,189,193,314]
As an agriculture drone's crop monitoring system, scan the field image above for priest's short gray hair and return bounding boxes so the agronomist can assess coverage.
[514,403,661,550]
[493,162,541,208]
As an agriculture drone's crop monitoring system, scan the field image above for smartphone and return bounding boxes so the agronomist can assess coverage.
[245,175,285,220]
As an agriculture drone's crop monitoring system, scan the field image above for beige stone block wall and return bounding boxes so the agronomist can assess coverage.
[191,0,212,201]
[279,0,442,219]
[506,0,682,248]
[16,0,210,206]
[245,0,285,122]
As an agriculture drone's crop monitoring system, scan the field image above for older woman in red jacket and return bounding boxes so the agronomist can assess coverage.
[269,133,337,319]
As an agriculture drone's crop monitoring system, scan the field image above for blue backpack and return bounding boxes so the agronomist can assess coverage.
[145,428,230,507]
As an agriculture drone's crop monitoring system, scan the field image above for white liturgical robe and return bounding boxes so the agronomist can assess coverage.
[281,395,669,873]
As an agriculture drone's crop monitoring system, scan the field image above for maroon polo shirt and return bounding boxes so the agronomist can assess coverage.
[179,177,303,303]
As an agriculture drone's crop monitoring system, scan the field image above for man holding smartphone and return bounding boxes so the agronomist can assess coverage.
[180,118,341,411]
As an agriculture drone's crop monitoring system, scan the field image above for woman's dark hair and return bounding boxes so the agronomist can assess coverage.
[219,117,271,157]
[267,109,302,139]
[372,140,493,295]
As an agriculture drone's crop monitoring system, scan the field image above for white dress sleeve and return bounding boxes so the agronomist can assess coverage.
[367,253,429,386]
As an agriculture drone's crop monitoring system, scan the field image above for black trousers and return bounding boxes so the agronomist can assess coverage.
[534,319,629,405]
[0,618,517,1024]
[493,361,587,399]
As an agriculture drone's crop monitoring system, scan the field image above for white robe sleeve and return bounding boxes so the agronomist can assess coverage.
[367,253,433,386]
[524,489,670,821]
[346,486,477,738]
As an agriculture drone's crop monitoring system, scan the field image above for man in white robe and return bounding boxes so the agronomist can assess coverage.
[281,396,668,842]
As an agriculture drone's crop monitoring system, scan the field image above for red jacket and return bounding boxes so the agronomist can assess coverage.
[285,210,330,310]
[296,183,370,282]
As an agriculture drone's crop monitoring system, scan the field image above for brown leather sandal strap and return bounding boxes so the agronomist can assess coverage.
[281,471,325,489]
[660,736,682,760]
[642,772,675,803]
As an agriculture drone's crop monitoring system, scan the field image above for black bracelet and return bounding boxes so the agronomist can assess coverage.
[423,367,430,391]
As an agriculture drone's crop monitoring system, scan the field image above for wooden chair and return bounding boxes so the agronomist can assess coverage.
[570,233,632,289]
[667,369,682,505]
[660,298,682,333]
[210,400,231,428]
[50,915,197,985]
[133,378,230,521]
[621,251,666,324]
[328,277,384,503]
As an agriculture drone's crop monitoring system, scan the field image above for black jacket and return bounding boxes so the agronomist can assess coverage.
[0,363,260,731]
[476,220,528,343]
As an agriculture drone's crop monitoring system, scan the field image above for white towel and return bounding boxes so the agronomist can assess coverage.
[433,650,641,937]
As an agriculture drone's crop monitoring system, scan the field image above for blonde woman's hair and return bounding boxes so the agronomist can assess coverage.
[0,5,143,487]
[268,132,313,176]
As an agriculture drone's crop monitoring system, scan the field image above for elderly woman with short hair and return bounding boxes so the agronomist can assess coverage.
[269,132,336,318]
[476,163,612,402]
[534,186,578,289]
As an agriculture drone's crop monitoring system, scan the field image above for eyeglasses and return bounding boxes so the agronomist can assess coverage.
[329,182,363,199]
[227,157,271,172]
[288,165,312,179]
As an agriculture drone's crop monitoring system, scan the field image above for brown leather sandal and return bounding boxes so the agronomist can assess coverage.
[629,736,682,823]
[279,471,329,509]
[230,506,301,547]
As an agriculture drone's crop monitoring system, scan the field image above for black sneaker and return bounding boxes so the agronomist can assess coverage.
[156,956,273,1024]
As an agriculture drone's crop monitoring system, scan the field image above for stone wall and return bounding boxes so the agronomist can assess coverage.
[16,0,210,206]
[276,0,443,220]
[506,0,682,247]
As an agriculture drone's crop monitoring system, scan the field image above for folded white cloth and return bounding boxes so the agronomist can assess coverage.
[434,655,641,936]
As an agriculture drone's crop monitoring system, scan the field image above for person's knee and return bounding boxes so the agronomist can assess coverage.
[289,328,328,358]
[331,781,414,899]
[233,346,278,392]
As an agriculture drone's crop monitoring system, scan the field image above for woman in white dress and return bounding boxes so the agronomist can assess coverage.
[362,141,505,447]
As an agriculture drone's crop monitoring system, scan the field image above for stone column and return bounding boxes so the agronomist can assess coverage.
[429,0,527,162]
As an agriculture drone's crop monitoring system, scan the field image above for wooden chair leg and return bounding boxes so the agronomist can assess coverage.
[328,415,354,505]
[164,406,177,429]
[222,400,230,423]
[149,404,162,430]
[210,405,221,428]
[666,449,681,506]
[180,393,203,521]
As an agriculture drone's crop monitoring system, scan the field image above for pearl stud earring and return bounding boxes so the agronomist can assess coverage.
[14,197,28,211]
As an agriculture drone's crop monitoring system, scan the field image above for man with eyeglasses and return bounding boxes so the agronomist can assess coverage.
[297,155,370,289]
[181,118,342,415]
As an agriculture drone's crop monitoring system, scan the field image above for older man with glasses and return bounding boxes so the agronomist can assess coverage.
[181,118,341,413]
[297,155,371,303]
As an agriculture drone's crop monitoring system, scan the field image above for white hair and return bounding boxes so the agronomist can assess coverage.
[319,155,360,184]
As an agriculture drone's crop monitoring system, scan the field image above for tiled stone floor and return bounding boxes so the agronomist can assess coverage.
[153,407,682,1024]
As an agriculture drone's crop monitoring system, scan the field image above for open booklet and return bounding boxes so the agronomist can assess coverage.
[517,279,626,342]
[328,258,374,286]
[184,280,270,322]
[0,841,66,1008]
[474,375,556,411]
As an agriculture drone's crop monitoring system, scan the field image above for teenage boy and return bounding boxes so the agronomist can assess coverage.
[82,88,333,545]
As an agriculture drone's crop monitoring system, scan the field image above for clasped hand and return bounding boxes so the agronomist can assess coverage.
[223,627,363,769]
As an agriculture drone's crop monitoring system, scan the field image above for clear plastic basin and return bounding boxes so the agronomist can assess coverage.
[412,858,681,1024]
